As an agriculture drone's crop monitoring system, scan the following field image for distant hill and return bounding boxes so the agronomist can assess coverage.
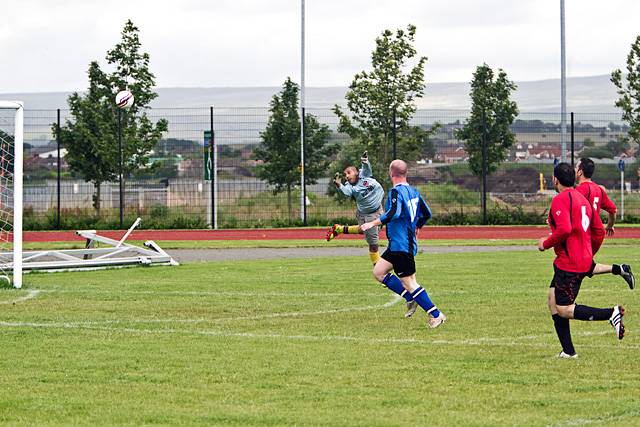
[0,74,623,113]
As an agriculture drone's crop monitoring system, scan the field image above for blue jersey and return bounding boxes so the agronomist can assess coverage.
[379,183,432,256]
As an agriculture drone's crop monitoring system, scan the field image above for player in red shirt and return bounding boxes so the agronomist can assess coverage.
[538,163,625,358]
[575,158,634,289]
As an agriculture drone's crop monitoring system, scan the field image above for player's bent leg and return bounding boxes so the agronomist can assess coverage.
[590,263,612,275]
[365,228,380,265]
[346,225,362,234]
[372,257,393,283]
[374,257,416,316]
[591,262,635,289]
[610,306,625,340]
[619,265,635,290]
[325,224,341,241]
[551,301,576,356]
[547,287,558,315]
[368,247,380,265]
[399,275,445,328]
[555,304,575,319]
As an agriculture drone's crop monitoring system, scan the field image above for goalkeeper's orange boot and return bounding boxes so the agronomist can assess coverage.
[325,224,341,241]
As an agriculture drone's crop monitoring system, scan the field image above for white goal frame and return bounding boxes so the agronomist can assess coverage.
[0,101,23,288]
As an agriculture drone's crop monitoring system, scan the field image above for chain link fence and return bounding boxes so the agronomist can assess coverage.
[20,108,638,229]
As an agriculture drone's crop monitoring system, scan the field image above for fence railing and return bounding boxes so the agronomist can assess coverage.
[20,108,639,229]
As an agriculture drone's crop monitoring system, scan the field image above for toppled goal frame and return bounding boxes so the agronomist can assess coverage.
[0,101,177,288]
[8,217,178,273]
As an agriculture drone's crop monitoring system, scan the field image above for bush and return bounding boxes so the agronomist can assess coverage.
[430,207,545,226]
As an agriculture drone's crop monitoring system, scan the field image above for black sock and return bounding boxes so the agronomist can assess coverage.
[573,305,614,321]
[612,264,621,275]
[552,314,575,355]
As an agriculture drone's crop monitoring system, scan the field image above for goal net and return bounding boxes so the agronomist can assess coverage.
[0,101,23,288]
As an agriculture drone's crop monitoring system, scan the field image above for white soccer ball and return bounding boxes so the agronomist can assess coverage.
[115,90,134,109]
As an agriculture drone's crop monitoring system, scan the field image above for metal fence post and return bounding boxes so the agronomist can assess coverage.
[210,107,216,229]
[301,106,307,226]
[481,110,488,225]
[570,112,575,168]
[392,109,397,160]
[56,109,61,229]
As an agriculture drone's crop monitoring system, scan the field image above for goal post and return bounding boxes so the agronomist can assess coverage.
[0,101,23,288]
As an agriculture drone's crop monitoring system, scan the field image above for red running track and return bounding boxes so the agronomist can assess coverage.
[22,226,640,242]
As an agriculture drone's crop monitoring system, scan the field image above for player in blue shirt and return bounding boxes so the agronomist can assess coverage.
[361,160,446,328]
[326,152,418,317]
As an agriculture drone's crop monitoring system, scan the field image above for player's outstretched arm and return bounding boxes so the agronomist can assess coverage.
[591,207,606,255]
[361,218,382,232]
[360,151,373,178]
[334,173,353,198]
[600,187,617,236]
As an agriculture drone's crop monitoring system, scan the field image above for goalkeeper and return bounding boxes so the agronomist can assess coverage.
[326,151,385,263]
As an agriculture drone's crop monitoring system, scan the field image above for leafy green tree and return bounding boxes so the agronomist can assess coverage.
[333,25,436,176]
[54,20,167,212]
[455,64,518,177]
[612,34,640,145]
[254,78,338,220]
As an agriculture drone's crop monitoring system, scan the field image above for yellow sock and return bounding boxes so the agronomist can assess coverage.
[347,225,360,234]
[369,251,380,265]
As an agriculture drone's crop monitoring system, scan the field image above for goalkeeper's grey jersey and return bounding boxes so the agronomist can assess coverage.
[338,161,385,214]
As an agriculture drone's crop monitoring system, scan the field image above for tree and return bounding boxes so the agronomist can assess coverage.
[611,34,640,145]
[253,78,338,220]
[54,20,167,213]
[455,64,518,177]
[333,25,436,175]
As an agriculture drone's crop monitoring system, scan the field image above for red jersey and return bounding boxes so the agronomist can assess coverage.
[575,180,616,215]
[543,188,605,273]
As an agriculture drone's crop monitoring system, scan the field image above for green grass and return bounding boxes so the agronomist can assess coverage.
[1,248,639,426]
[21,236,640,251]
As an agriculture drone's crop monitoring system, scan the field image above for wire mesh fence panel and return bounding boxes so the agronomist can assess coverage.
[19,107,637,229]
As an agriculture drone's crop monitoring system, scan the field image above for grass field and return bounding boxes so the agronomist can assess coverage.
[1,247,639,426]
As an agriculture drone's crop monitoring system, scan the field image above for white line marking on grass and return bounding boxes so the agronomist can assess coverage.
[551,410,640,426]
[38,289,401,298]
[51,294,404,326]
[0,290,40,305]
[1,320,638,351]
[39,289,470,298]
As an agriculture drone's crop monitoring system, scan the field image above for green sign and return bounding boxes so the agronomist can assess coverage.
[204,131,213,181]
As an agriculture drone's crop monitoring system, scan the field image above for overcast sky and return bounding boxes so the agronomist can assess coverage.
[2,0,640,93]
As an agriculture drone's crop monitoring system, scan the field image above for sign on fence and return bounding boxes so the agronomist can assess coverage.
[204,130,213,181]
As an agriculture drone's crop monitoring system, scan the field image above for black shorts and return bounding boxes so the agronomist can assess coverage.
[549,264,588,306]
[381,250,416,278]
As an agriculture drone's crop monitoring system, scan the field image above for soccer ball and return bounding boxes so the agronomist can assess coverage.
[115,90,134,109]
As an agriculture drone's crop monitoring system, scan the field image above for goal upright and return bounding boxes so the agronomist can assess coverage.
[0,101,23,288]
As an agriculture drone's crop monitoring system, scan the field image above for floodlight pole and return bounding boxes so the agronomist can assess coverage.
[300,0,307,225]
[560,0,567,162]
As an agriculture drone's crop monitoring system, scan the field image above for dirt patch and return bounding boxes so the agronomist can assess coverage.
[453,167,542,193]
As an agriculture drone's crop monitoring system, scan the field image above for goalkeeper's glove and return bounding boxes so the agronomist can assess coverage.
[333,172,342,186]
[361,150,369,163]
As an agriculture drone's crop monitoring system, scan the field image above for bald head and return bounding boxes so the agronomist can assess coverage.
[389,160,408,178]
